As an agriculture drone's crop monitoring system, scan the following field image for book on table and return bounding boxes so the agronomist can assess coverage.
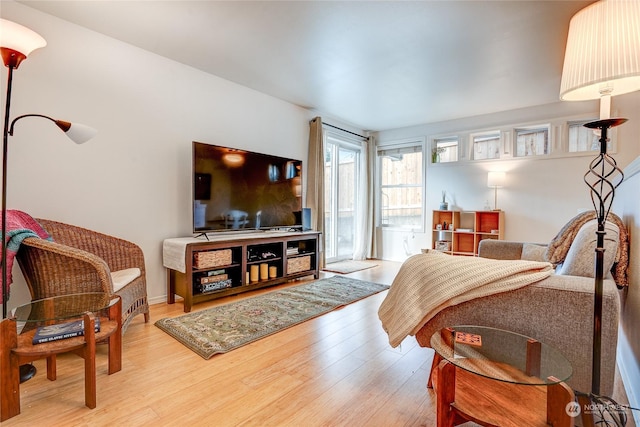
[32,317,101,344]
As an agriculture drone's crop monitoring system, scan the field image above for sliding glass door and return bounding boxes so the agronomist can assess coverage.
[324,134,362,263]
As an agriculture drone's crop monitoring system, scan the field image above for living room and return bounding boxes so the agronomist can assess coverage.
[1,0,640,425]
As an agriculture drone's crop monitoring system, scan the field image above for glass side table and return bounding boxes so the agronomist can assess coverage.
[0,293,122,422]
[430,325,574,427]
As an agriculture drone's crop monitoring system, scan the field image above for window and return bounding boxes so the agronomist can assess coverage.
[432,137,458,163]
[378,144,423,230]
[324,134,362,262]
[568,120,600,152]
[472,132,501,160]
[514,125,550,157]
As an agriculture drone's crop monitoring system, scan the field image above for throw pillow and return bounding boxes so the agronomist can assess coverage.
[557,219,619,278]
[521,243,547,262]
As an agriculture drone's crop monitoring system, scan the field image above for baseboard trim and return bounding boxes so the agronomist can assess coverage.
[617,331,640,425]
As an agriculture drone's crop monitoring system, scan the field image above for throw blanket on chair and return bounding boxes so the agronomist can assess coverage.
[378,250,553,347]
[545,211,629,287]
[1,210,51,303]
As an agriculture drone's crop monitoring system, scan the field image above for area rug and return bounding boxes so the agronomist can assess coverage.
[322,260,378,274]
[154,276,389,359]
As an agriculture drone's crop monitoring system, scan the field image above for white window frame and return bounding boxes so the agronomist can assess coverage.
[376,138,426,232]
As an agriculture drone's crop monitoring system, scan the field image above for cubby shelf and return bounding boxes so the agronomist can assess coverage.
[431,210,504,256]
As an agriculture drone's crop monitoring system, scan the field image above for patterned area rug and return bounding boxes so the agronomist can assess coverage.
[322,260,378,274]
[155,276,389,359]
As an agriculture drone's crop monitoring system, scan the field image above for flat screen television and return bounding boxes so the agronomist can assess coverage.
[192,141,303,234]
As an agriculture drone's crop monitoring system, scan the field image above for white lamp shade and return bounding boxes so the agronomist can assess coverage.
[0,19,46,57]
[65,122,98,144]
[487,171,506,188]
[560,0,640,101]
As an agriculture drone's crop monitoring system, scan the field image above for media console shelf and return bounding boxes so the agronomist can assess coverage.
[163,231,321,312]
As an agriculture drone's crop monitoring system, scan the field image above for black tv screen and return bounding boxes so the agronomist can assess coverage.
[192,141,302,234]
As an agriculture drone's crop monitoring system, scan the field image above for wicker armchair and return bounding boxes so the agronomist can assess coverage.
[15,219,149,333]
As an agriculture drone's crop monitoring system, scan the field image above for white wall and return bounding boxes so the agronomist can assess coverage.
[1,2,313,309]
[375,94,640,261]
[614,157,640,424]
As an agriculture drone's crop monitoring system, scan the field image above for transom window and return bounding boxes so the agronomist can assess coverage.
[568,120,601,152]
[514,125,550,157]
[432,137,459,163]
[472,132,501,160]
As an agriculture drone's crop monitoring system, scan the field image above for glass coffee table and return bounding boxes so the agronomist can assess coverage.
[0,293,122,422]
[430,325,574,427]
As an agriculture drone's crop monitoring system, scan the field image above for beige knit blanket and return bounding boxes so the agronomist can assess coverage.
[378,251,553,347]
[545,211,629,287]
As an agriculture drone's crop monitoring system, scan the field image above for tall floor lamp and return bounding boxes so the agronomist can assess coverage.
[560,0,640,410]
[1,19,97,380]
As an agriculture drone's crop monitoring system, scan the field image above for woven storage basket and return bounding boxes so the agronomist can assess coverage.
[194,249,232,269]
[287,255,311,274]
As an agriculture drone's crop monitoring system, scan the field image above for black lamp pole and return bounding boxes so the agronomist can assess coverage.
[582,117,626,396]
[1,59,16,319]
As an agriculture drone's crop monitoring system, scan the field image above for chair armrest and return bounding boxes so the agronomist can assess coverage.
[478,240,525,260]
[16,237,114,299]
[36,218,146,275]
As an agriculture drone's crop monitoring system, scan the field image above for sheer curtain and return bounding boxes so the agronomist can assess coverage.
[306,117,325,268]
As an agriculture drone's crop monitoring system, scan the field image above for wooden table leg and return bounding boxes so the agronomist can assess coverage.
[0,318,20,421]
[167,269,175,305]
[577,394,595,427]
[547,376,575,427]
[436,359,456,427]
[427,352,442,388]
[107,296,122,375]
[46,355,57,380]
[82,312,97,409]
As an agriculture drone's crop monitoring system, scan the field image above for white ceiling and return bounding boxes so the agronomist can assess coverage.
[18,0,595,132]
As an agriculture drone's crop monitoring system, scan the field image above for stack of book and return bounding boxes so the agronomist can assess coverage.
[286,247,299,256]
[198,269,233,293]
[32,318,101,345]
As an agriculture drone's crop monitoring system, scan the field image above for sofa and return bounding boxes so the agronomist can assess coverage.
[414,221,622,396]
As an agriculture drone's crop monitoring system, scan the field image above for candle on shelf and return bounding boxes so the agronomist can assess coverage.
[250,265,259,282]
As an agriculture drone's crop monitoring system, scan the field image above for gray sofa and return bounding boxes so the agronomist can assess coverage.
[414,237,621,396]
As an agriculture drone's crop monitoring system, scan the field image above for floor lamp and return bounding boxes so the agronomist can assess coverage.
[1,19,97,381]
[560,0,640,420]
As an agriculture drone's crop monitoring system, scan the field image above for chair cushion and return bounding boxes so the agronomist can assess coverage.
[556,219,619,278]
[111,268,141,292]
[521,243,547,262]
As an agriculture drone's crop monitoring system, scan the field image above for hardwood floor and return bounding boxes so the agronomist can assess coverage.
[4,261,438,426]
[3,260,635,427]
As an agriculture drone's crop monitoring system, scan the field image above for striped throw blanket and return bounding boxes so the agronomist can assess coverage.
[1,210,51,303]
[378,250,553,347]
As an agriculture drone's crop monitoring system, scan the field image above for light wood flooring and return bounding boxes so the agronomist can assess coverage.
[3,260,635,427]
